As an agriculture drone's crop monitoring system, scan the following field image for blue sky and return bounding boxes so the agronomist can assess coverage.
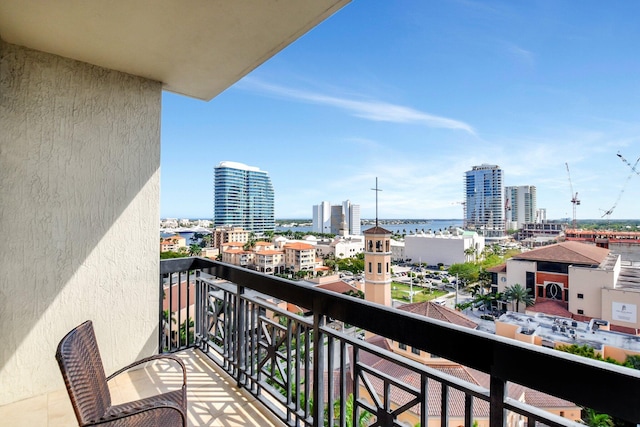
[160,0,640,221]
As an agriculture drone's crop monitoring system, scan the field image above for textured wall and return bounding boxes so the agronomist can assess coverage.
[0,39,161,405]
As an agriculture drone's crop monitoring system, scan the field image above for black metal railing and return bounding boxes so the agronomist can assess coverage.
[160,257,640,427]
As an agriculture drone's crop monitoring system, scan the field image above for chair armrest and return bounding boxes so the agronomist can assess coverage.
[106,354,187,387]
[88,400,187,426]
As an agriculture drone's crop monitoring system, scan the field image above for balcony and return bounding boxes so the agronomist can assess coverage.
[4,257,640,426]
[158,257,640,427]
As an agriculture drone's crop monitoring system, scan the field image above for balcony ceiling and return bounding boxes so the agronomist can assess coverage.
[0,0,349,100]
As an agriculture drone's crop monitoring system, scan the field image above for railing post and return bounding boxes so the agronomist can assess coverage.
[236,284,245,387]
[159,271,165,353]
[313,313,326,427]
[490,374,506,427]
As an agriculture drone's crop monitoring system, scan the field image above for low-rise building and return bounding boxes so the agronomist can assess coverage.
[314,235,364,259]
[212,226,250,249]
[490,241,640,333]
[284,242,318,273]
[517,222,565,245]
[496,311,640,363]
[160,235,187,253]
[565,228,640,265]
[390,238,405,262]
[404,228,484,266]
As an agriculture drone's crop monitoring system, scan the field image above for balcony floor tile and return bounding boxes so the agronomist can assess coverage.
[0,348,285,427]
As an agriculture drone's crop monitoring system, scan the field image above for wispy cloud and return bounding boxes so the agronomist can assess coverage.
[237,79,476,135]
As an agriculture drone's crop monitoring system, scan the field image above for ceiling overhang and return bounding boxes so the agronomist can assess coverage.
[0,0,350,100]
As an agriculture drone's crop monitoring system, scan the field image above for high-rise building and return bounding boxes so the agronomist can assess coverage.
[311,201,331,234]
[214,161,274,233]
[311,199,361,235]
[505,185,537,230]
[464,164,504,238]
[348,202,361,235]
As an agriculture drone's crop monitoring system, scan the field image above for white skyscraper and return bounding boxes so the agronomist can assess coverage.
[312,201,331,233]
[311,199,361,235]
[505,185,537,230]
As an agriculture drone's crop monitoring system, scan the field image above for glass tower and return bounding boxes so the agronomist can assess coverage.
[214,161,275,233]
[464,164,504,237]
[505,185,537,230]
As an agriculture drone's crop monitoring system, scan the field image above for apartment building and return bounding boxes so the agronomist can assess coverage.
[212,225,250,249]
[160,235,187,253]
[284,242,318,273]
[505,185,537,230]
[464,164,504,238]
[214,161,275,233]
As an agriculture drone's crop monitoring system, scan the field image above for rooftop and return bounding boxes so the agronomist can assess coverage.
[513,241,610,265]
[499,311,640,352]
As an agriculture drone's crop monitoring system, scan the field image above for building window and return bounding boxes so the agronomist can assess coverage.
[577,293,584,299]
[377,263,382,274]
[398,343,407,350]
[368,262,372,273]
[537,286,544,298]
[386,262,389,273]
[411,347,420,355]
[577,309,584,315]
[560,412,565,417]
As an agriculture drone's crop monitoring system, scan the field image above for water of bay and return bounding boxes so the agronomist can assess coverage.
[276,219,463,234]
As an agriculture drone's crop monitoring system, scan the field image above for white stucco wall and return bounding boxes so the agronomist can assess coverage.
[569,266,615,319]
[0,40,161,405]
[502,259,537,293]
[404,233,478,266]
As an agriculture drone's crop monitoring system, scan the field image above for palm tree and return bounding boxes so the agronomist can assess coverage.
[188,244,202,256]
[504,283,534,312]
[201,233,213,248]
[464,246,476,262]
[580,408,613,427]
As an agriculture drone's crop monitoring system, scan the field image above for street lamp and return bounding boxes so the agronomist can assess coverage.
[454,273,459,308]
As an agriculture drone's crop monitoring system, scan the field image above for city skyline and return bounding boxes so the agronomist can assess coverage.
[160,1,640,220]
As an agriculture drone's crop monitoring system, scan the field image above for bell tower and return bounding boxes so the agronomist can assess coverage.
[363,178,392,307]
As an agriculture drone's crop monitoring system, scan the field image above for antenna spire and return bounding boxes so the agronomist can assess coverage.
[371,177,382,227]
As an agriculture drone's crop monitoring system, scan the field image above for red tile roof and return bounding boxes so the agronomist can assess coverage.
[317,280,359,294]
[513,241,609,265]
[487,264,506,273]
[397,301,478,329]
[224,242,245,247]
[363,226,392,235]
[254,250,283,255]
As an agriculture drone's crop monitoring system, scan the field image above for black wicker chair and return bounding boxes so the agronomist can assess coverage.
[56,320,187,426]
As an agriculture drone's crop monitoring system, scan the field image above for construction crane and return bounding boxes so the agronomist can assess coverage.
[618,152,640,177]
[602,152,640,223]
[565,162,580,229]
[504,196,511,231]
[451,201,466,227]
